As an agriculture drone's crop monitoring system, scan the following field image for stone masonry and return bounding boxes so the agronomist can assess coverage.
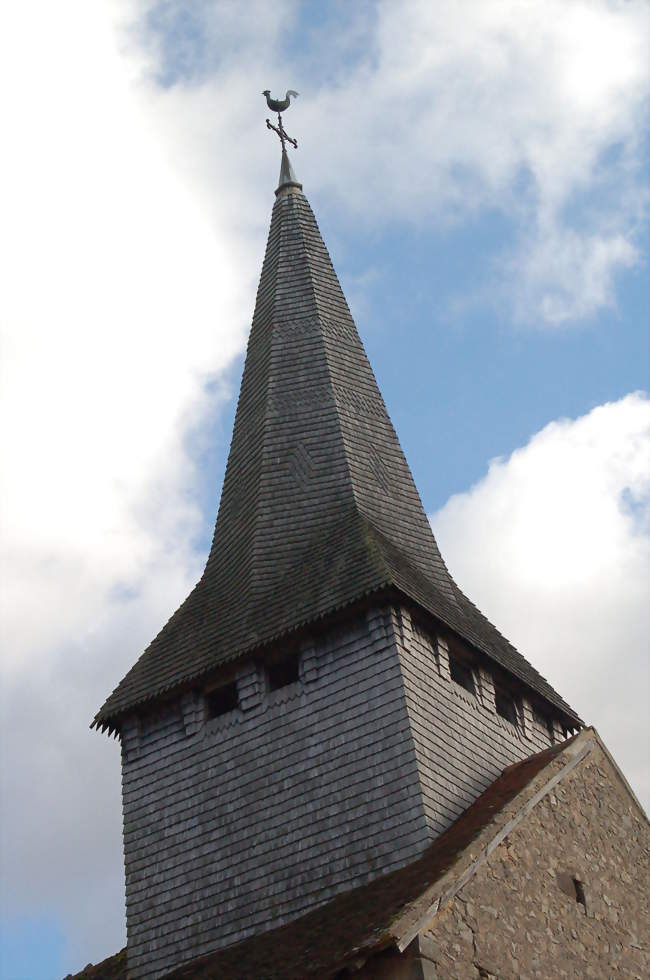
[416,741,649,979]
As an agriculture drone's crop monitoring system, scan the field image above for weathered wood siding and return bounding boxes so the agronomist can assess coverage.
[394,606,557,840]
[121,608,428,979]
[121,603,565,978]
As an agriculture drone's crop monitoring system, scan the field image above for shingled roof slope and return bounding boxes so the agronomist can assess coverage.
[95,167,580,729]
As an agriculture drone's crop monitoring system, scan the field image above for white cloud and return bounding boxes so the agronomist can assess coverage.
[0,0,257,679]
[0,0,254,970]
[509,224,638,325]
[308,0,650,324]
[432,393,650,808]
[1,1,648,974]
[120,0,650,325]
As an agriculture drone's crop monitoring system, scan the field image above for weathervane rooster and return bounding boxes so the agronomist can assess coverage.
[263,88,299,149]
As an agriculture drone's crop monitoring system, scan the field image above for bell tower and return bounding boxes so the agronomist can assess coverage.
[95,131,581,979]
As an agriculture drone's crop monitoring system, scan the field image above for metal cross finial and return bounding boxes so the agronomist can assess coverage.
[262,89,299,150]
[266,115,298,150]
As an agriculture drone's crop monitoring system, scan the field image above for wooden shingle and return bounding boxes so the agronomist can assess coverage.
[94,176,580,731]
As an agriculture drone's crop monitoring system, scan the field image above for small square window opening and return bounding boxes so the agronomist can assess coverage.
[495,685,519,727]
[449,654,476,696]
[533,706,554,741]
[205,682,238,720]
[267,652,300,692]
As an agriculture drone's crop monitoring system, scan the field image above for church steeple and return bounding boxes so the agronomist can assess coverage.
[99,115,583,980]
[94,148,578,732]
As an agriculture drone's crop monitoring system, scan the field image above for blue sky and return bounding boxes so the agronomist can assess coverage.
[204,212,649,533]
[1,2,648,978]
[145,0,650,535]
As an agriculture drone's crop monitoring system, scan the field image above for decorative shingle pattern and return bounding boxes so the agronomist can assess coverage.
[95,182,579,729]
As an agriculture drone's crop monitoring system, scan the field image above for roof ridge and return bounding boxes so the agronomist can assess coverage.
[291,193,459,604]
[249,188,309,599]
[294,191,361,528]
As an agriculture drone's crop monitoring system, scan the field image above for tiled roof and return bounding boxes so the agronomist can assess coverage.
[65,948,126,980]
[94,169,580,730]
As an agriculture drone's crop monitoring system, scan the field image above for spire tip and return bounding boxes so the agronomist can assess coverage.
[276,146,302,195]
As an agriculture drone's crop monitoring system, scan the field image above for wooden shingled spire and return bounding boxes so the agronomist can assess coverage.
[94,155,580,732]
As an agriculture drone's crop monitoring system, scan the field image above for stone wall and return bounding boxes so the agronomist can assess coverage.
[418,742,649,978]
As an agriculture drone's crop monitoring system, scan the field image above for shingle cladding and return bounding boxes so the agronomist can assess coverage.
[121,610,431,978]
[95,176,580,729]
